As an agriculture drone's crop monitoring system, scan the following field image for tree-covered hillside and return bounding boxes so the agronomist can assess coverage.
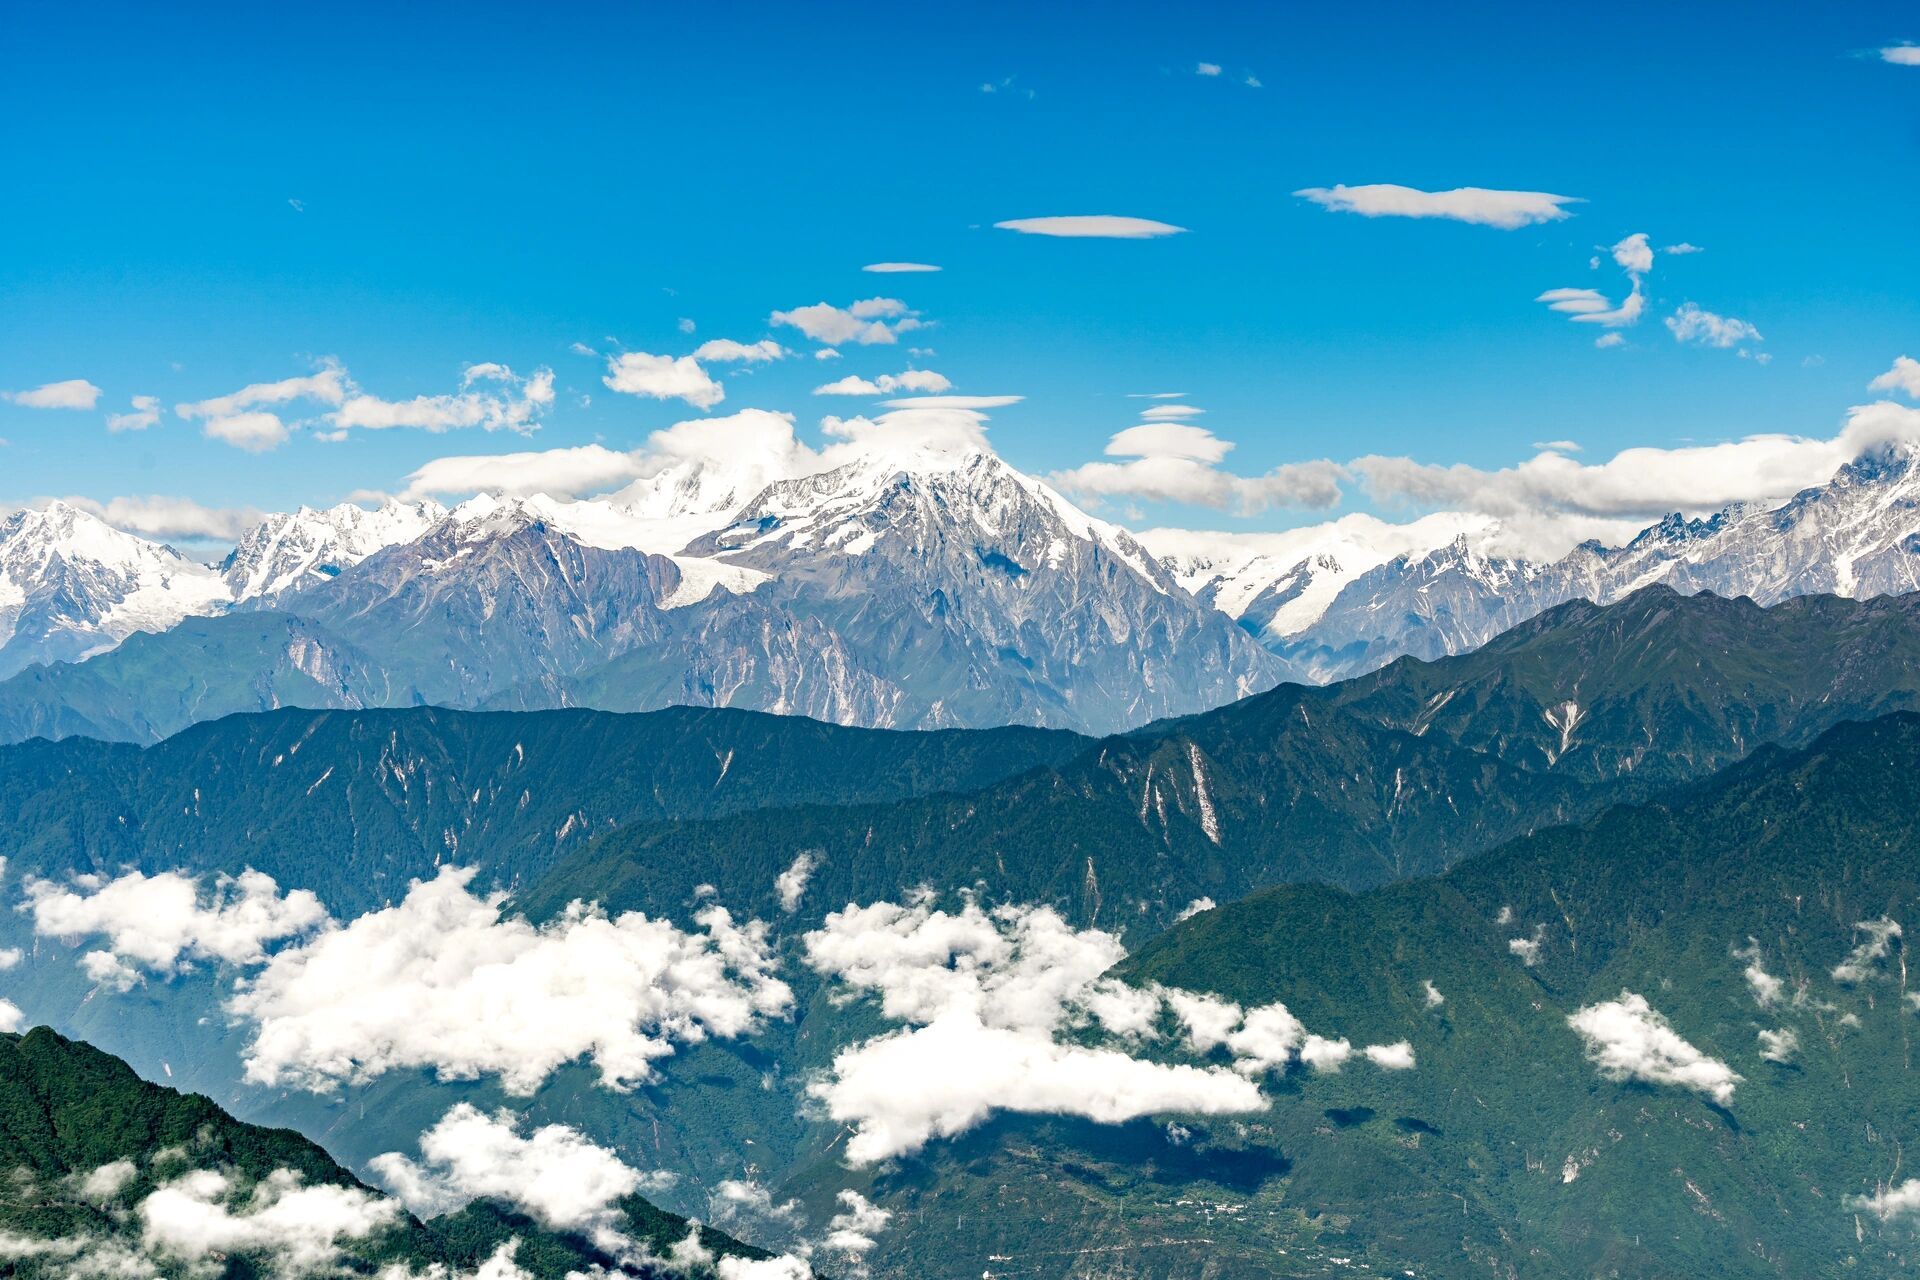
[0,1027,779,1278]
[1106,711,1920,1277]
[0,703,1081,913]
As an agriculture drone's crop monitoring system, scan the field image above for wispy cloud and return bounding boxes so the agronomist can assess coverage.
[1296,183,1580,229]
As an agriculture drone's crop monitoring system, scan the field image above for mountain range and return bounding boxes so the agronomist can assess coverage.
[7,582,1920,1276]
[7,440,1920,741]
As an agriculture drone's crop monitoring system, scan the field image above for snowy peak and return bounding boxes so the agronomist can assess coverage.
[690,450,1171,590]
[1146,513,1499,640]
[0,502,229,676]
[223,498,446,600]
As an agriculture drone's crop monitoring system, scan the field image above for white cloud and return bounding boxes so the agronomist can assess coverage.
[1364,1041,1417,1070]
[1537,287,1613,315]
[820,1189,890,1263]
[1174,897,1215,923]
[1139,404,1205,420]
[814,348,842,360]
[2,379,103,410]
[603,352,725,410]
[692,339,787,364]
[1881,44,1920,66]
[176,360,547,450]
[24,868,328,991]
[106,395,161,432]
[718,1257,814,1280]
[813,371,952,396]
[1351,398,1920,546]
[802,897,1263,1163]
[1870,356,1920,400]
[1663,242,1704,254]
[1196,61,1222,76]
[1537,233,1650,333]
[819,406,996,467]
[810,1010,1261,1164]
[400,444,645,501]
[771,299,919,346]
[58,494,264,541]
[177,363,349,425]
[0,1000,21,1034]
[1052,424,1345,513]
[1567,991,1741,1105]
[79,1160,139,1202]
[862,262,940,273]
[1295,184,1579,229]
[775,853,816,914]
[1850,1179,1920,1221]
[229,866,791,1094]
[371,1103,640,1238]
[331,365,553,434]
[1733,939,1784,1007]
[204,410,292,452]
[1421,980,1444,1009]
[1832,917,1902,984]
[1610,232,1654,275]
[1667,302,1763,349]
[1508,933,1543,966]
[140,1168,399,1275]
[877,394,1017,409]
[993,216,1187,239]
[1594,332,1625,350]
[1757,1027,1798,1063]
[1299,1035,1352,1072]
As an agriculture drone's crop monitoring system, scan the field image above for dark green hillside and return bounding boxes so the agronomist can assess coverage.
[0,704,1081,913]
[1323,584,1920,789]
[0,1027,777,1278]
[526,586,1920,931]
[1104,711,1920,1278]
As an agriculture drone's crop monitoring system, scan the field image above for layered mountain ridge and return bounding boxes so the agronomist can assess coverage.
[8,439,1920,738]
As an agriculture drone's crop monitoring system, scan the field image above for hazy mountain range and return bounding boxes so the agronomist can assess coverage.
[5,441,1920,741]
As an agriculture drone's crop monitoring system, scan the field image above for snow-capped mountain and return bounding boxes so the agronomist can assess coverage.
[662,447,1282,730]
[1144,512,1497,646]
[12,438,1920,740]
[221,498,447,600]
[0,502,229,679]
[1263,442,1920,680]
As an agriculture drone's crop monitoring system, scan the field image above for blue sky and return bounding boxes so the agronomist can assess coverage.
[3,0,1918,545]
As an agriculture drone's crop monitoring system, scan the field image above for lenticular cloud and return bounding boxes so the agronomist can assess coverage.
[229,866,791,1094]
